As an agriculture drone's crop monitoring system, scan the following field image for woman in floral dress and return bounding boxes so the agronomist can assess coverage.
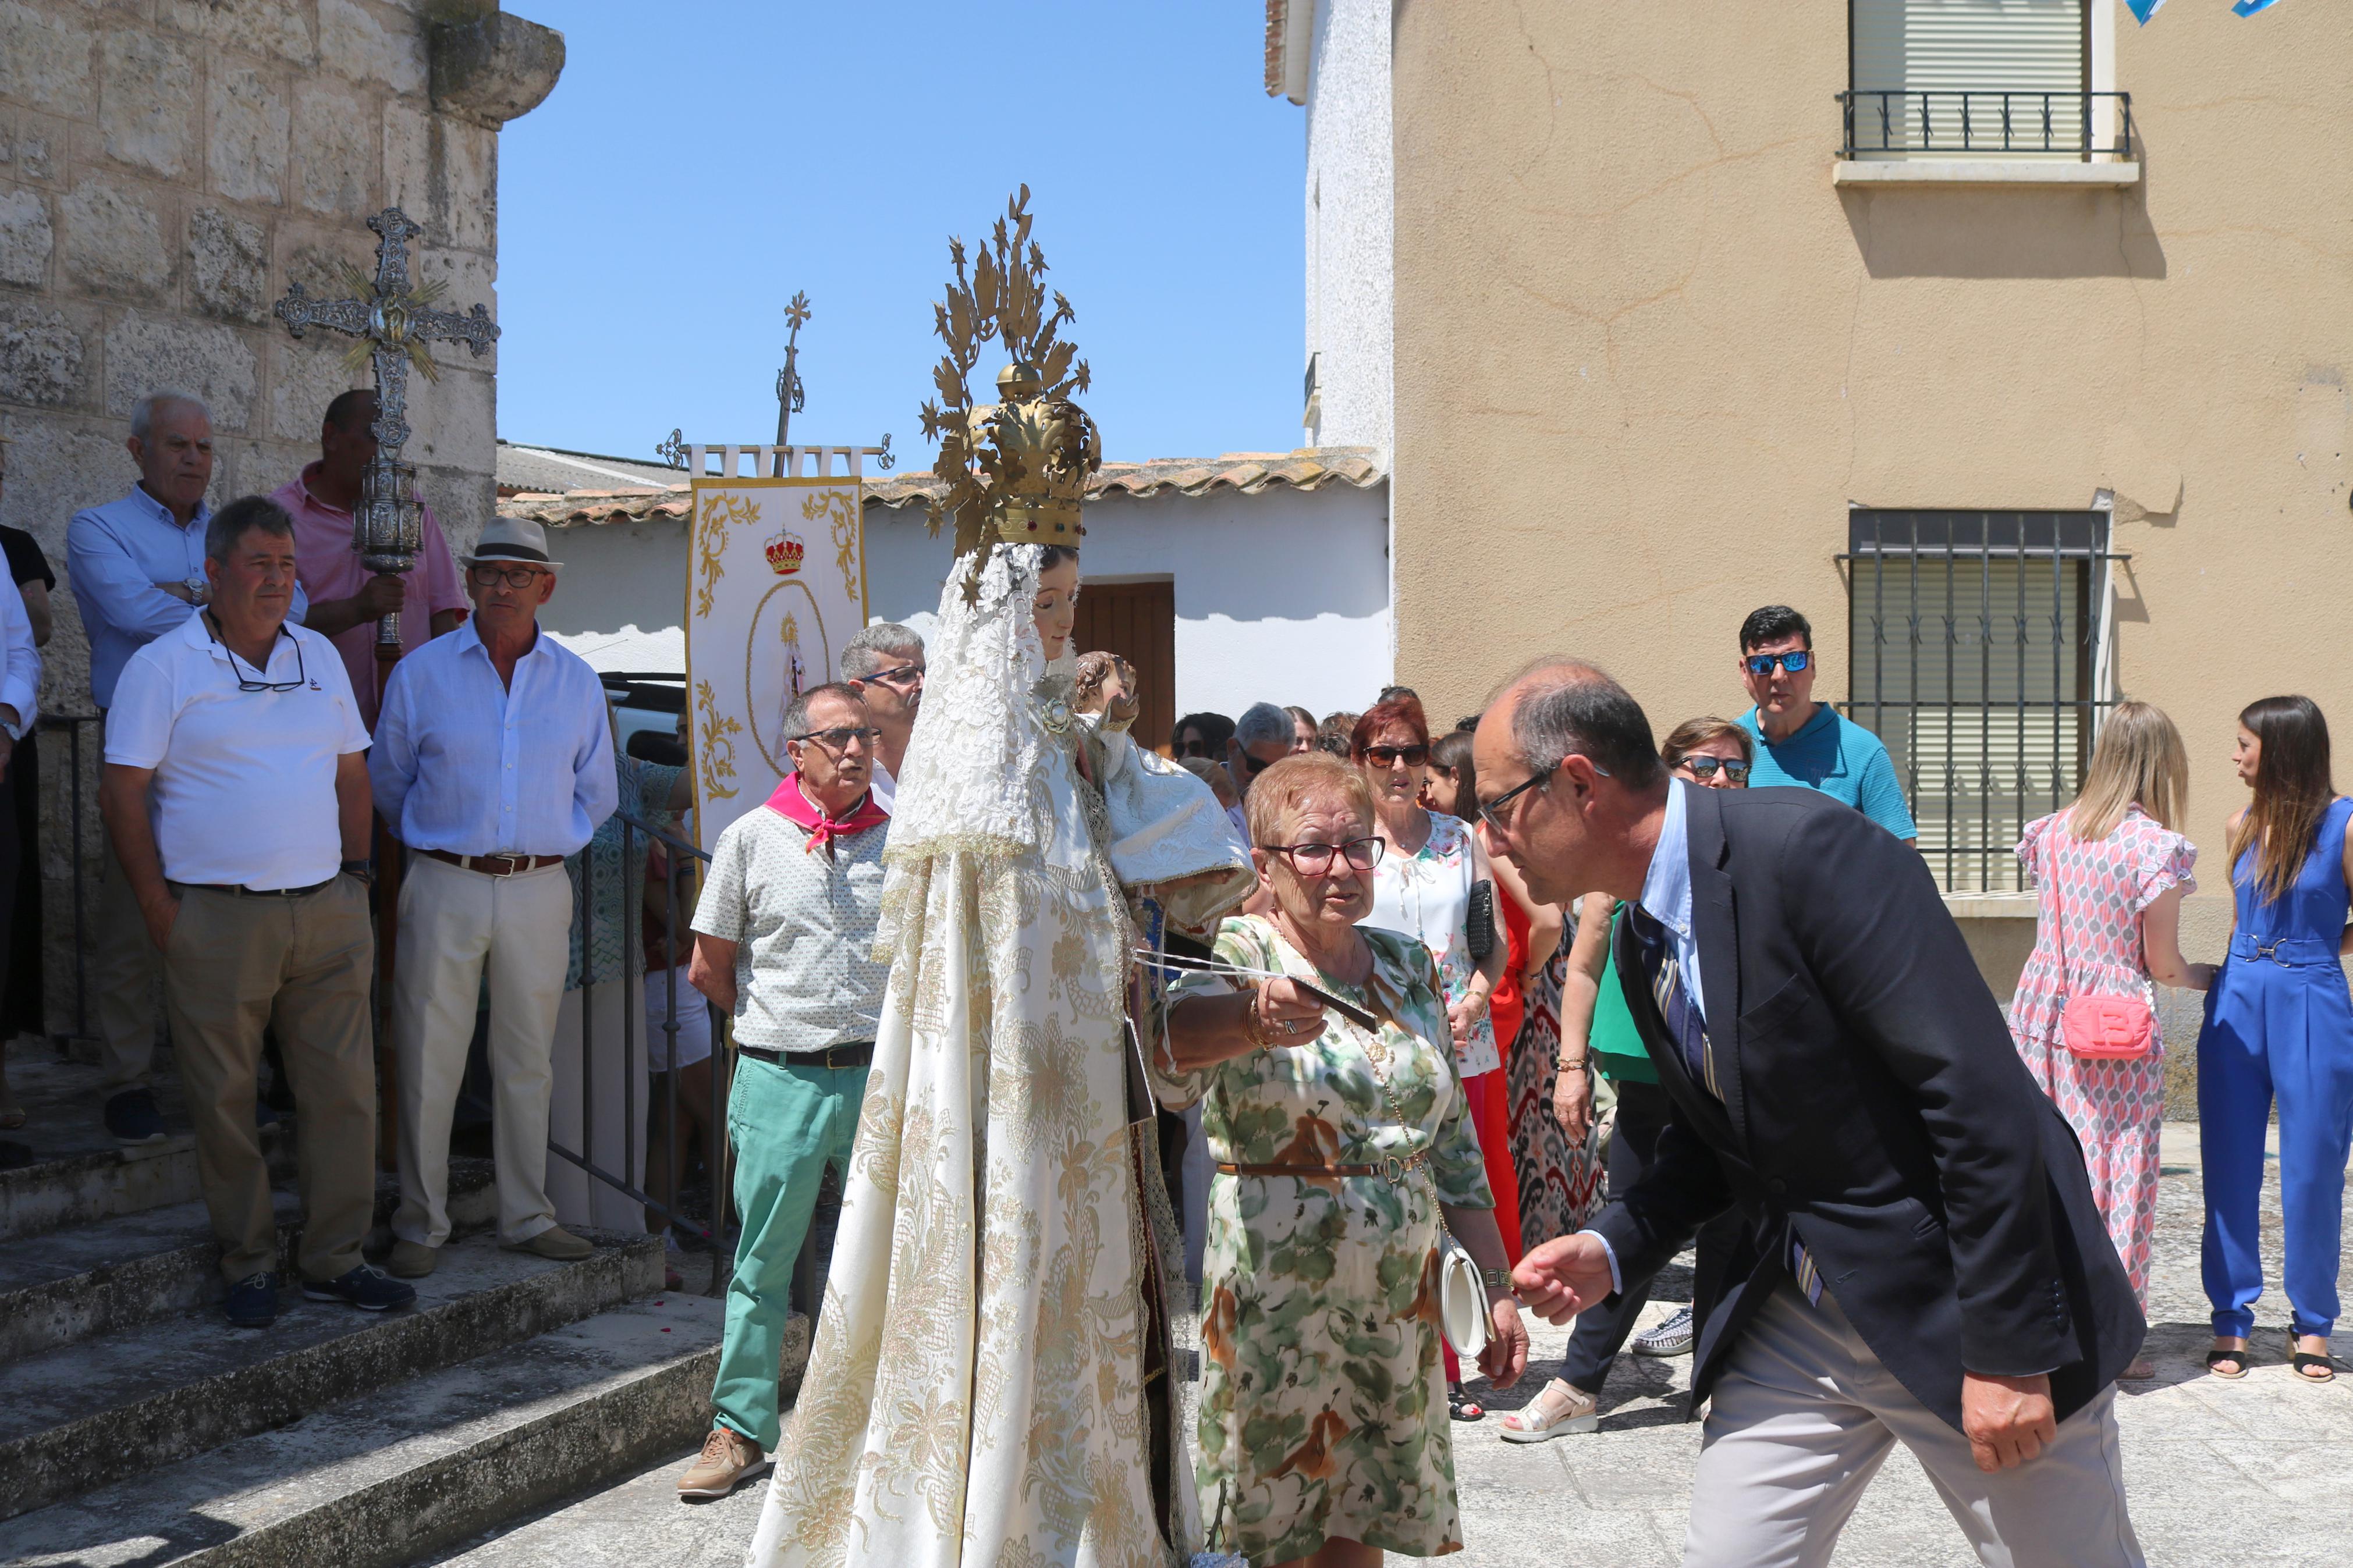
[2009,701,2213,1379]
[1165,753,1526,1566]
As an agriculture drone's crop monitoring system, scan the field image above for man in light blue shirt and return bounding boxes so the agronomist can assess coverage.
[371,517,616,1278]
[65,393,310,1140]
[1733,605,1917,845]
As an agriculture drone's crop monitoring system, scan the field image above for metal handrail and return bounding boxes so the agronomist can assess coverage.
[1836,89,2133,159]
[556,803,733,1296]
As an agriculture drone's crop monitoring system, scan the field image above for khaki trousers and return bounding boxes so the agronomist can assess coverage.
[390,854,572,1248]
[94,746,165,1090]
[162,878,377,1283]
[1683,1282,2143,1568]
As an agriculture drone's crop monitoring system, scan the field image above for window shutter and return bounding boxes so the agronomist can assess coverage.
[1850,0,2087,158]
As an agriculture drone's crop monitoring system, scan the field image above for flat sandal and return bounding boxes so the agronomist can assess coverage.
[2290,1334,2336,1383]
[2205,1345,2250,1380]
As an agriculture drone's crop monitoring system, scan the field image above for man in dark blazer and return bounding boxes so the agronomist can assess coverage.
[1474,658,2145,1568]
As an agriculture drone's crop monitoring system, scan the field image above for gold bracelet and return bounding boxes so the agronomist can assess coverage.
[1241,987,1275,1050]
[1556,1054,1587,1070]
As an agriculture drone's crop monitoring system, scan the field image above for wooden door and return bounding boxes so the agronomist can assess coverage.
[1074,578,1176,756]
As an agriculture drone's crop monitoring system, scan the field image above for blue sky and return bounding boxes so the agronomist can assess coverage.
[496,2,1305,470]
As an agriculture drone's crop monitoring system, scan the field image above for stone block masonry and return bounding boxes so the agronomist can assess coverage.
[0,0,560,1048]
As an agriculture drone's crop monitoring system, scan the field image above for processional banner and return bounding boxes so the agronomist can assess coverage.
[684,476,868,851]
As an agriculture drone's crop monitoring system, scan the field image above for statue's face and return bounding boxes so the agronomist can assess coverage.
[1031,556,1080,661]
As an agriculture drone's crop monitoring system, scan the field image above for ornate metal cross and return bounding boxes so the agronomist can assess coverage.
[271,207,498,663]
[273,207,499,454]
[775,290,811,447]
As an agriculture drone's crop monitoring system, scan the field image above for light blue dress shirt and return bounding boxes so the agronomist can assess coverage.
[66,485,309,709]
[0,570,38,739]
[1638,779,1708,1027]
[370,620,618,856]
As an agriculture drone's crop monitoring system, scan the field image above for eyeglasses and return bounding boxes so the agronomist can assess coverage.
[863,663,925,691]
[207,617,306,694]
[1243,752,1276,776]
[1361,744,1429,769]
[791,725,879,752]
[1742,650,1811,677]
[1477,758,1613,831]
[1269,837,1385,876]
[1176,737,1218,759]
[1681,758,1752,784]
[469,563,550,590]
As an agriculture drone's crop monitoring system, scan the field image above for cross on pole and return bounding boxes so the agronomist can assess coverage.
[273,206,500,456]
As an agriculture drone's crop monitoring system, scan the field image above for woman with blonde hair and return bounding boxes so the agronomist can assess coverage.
[2199,695,2353,1384]
[2008,700,2213,1381]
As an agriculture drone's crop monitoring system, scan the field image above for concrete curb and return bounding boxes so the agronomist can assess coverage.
[2,1233,663,1523]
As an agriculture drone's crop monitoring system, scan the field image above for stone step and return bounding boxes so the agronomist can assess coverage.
[0,1229,664,1524]
[0,1291,731,1568]
[0,1160,498,1364]
[0,1127,296,1243]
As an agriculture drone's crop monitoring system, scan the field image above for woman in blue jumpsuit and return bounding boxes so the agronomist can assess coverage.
[2200,695,2353,1383]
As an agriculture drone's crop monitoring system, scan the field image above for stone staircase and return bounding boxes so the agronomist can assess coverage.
[0,1058,804,1568]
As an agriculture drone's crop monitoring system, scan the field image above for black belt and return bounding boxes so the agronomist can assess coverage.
[737,1041,875,1069]
[173,876,338,899]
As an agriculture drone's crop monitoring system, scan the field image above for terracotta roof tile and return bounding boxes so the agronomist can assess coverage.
[507,446,1386,528]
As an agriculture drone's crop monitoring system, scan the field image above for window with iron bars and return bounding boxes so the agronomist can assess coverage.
[1841,510,2121,893]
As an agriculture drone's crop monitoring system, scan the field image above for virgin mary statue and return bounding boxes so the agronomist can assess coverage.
[747,197,1253,1568]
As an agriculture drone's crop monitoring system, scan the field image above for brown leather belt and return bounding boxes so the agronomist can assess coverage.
[738,1041,876,1070]
[423,849,566,877]
[1217,1158,1412,1182]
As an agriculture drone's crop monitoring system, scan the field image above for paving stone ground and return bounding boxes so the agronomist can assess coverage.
[436,1124,2352,1565]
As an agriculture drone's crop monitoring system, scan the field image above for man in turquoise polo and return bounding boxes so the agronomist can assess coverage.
[676,682,890,1499]
[1733,605,1917,845]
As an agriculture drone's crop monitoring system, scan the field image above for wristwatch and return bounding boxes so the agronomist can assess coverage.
[340,859,377,886]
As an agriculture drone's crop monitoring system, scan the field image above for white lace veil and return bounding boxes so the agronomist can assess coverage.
[882,541,1059,863]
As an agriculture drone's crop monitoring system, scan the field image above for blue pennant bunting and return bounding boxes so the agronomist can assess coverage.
[2231,0,2279,14]
[2131,0,2284,19]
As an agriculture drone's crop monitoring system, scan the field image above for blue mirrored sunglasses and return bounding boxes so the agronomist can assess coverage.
[1744,650,1811,677]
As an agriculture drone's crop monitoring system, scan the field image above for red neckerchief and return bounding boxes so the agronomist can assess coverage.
[763,772,888,858]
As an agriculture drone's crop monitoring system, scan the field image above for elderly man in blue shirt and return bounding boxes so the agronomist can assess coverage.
[66,392,310,1142]
[371,517,616,1277]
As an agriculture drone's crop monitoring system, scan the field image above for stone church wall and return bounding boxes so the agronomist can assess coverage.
[0,0,557,1049]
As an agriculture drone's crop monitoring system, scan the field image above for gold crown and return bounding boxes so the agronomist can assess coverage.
[917,187,1101,563]
[764,528,805,575]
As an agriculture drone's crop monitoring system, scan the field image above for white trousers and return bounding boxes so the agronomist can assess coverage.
[391,855,571,1247]
[1684,1283,2143,1568]
[546,975,648,1235]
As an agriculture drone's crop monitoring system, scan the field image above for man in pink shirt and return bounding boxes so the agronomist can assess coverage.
[272,390,467,722]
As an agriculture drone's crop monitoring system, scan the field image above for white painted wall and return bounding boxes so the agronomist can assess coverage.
[543,478,1394,723]
[1303,0,1394,455]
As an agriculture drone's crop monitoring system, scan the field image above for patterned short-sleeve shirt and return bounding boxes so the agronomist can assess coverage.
[690,805,889,1053]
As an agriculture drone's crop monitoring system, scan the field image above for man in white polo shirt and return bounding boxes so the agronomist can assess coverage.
[372,516,617,1278]
[99,495,408,1329]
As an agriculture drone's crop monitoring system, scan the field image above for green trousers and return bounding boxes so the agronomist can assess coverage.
[712,1054,864,1451]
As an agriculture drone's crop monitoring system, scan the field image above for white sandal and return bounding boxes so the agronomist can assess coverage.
[1496,1377,1599,1443]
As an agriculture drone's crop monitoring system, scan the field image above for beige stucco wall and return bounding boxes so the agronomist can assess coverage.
[1392,1,2350,953]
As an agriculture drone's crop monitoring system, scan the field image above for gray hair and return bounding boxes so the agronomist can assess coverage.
[130,391,209,442]
[840,621,924,680]
[1497,656,1667,790]
[204,495,294,563]
[780,681,865,742]
[1235,702,1293,751]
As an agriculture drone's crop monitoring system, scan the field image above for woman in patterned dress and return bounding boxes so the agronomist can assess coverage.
[1165,753,1527,1567]
[2008,701,2213,1381]
[1352,695,1517,1419]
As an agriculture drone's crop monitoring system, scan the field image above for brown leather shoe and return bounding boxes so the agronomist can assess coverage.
[505,1225,594,1261]
[677,1425,768,1499]
[385,1240,438,1278]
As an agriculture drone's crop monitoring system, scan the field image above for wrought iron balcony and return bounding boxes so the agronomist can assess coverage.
[1837,90,2133,160]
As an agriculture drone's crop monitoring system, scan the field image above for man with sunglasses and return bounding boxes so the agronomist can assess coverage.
[676,681,891,1499]
[372,517,618,1279]
[1733,605,1916,846]
[100,496,408,1326]
[838,621,925,811]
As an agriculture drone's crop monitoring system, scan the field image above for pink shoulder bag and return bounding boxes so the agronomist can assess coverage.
[2052,847,2155,1060]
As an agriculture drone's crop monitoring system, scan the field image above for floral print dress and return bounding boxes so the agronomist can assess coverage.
[1165,915,1493,1564]
[1365,811,1499,1079]
[2008,805,2197,1303]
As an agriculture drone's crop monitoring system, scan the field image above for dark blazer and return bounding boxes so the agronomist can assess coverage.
[1591,784,2143,1431]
